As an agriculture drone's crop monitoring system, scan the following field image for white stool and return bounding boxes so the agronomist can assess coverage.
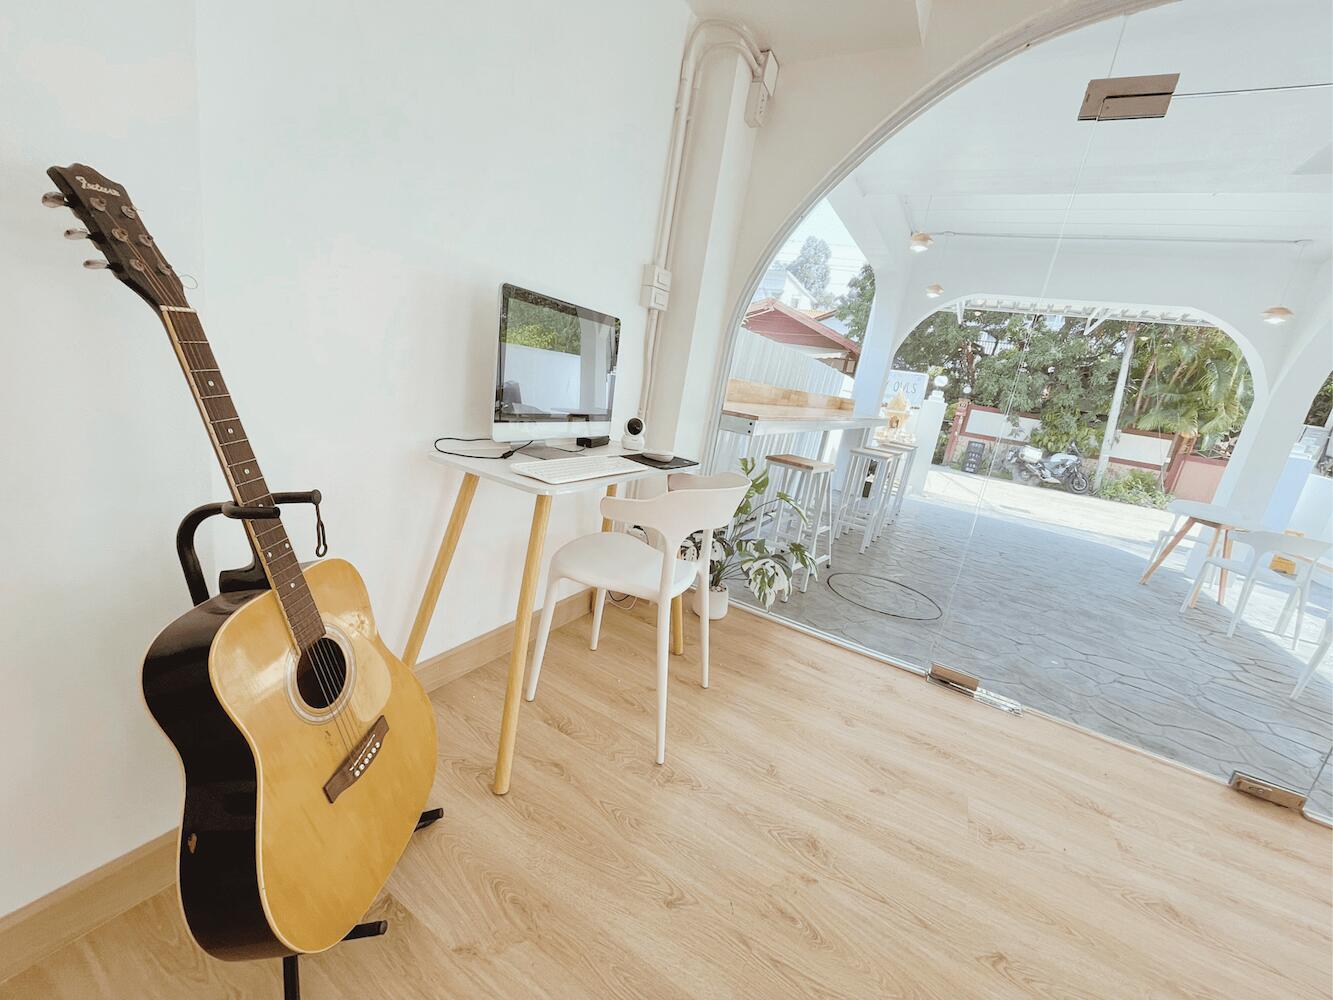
[765,453,835,594]
[835,446,903,554]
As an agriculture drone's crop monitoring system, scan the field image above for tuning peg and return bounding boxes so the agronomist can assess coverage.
[64,227,90,240]
[42,192,68,208]
[82,258,109,269]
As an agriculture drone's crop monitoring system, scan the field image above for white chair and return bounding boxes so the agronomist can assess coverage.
[1179,529,1331,646]
[525,472,750,764]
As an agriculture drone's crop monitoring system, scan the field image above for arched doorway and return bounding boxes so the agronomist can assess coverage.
[704,0,1333,821]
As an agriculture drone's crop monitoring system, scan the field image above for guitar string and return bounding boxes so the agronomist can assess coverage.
[118,224,357,754]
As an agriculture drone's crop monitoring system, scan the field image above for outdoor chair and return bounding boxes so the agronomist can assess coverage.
[1179,529,1331,651]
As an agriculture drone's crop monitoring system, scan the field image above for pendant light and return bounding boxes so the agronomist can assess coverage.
[1263,241,1307,325]
[910,193,935,253]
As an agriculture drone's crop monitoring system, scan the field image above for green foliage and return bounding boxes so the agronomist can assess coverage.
[505,299,581,355]
[1126,327,1252,450]
[834,263,875,343]
[895,309,1255,462]
[787,236,832,304]
[1302,371,1331,427]
[680,457,818,609]
[1096,469,1172,510]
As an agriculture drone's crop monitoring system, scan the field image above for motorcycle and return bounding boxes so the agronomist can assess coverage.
[1005,441,1091,494]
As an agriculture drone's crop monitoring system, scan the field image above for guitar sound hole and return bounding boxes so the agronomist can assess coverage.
[296,637,348,710]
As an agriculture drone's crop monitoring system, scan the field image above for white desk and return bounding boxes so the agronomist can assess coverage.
[404,444,693,795]
[719,402,883,464]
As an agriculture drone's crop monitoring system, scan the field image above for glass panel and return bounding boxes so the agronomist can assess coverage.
[920,7,1333,808]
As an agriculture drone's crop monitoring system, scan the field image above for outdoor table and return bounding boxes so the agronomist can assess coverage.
[1138,498,1261,605]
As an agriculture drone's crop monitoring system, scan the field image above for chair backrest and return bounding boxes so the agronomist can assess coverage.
[601,472,749,593]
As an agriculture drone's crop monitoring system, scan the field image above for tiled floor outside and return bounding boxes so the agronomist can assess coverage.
[734,467,1333,821]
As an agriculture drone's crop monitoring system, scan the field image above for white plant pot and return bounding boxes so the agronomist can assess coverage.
[693,585,729,620]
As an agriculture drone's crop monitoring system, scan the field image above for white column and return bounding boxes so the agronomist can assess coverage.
[644,55,757,459]
[1094,330,1135,491]
[908,392,948,495]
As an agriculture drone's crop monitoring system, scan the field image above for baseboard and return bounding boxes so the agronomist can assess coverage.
[0,830,177,984]
[0,591,591,984]
[413,588,592,692]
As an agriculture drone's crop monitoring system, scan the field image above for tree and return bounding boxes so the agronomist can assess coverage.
[787,236,831,304]
[971,314,1124,452]
[1303,372,1332,428]
[834,262,874,342]
[1126,327,1253,458]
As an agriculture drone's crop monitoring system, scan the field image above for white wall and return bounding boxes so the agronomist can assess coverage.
[2,0,690,917]
[193,0,690,663]
[0,4,209,915]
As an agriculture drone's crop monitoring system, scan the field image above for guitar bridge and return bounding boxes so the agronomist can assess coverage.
[323,715,389,803]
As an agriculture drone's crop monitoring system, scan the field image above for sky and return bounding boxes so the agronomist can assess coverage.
[770,199,867,300]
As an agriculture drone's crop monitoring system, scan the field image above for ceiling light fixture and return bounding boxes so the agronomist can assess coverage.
[925,283,944,298]
[909,231,933,253]
[1263,240,1308,325]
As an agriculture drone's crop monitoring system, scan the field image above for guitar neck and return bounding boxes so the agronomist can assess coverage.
[159,306,324,649]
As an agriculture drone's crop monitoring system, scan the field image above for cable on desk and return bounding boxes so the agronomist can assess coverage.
[433,436,532,459]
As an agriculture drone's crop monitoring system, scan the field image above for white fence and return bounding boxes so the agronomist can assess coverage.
[709,328,853,475]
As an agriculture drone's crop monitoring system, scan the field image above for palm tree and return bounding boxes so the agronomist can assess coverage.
[1128,327,1252,462]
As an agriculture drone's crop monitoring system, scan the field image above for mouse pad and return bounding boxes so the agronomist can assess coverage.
[625,454,698,470]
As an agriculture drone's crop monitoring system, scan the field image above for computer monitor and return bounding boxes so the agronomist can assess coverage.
[492,283,620,443]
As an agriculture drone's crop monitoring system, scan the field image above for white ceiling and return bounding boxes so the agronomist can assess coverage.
[685,0,926,61]
[837,0,1332,249]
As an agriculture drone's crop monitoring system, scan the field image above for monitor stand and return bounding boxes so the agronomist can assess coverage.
[517,443,584,460]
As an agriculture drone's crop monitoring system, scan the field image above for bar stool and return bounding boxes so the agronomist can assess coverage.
[764,453,835,594]
[835,446,903,554]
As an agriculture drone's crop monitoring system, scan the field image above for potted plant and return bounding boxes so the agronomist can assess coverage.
[681,457,818,618]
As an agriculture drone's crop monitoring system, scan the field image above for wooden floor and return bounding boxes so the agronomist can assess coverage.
[5,605,1331,999]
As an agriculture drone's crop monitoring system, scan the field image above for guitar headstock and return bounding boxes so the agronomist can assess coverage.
[45,163,188,311]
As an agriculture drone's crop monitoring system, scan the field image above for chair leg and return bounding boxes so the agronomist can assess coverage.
[1179,562,1212,614]
[1291,621,1331,699]
[655,599,671,764]
[524,576,562,702]
[1226,576,1258,638]
[590,587,607,650]
[1292,590,1307,650]
[1276,588,1298,635]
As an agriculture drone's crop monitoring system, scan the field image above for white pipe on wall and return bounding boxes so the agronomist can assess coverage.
[639,20,764,422]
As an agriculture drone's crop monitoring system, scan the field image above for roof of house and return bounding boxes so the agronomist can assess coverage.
[743,297,861,356]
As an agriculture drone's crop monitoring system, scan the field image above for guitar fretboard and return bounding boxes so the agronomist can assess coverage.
[161,308,324,649]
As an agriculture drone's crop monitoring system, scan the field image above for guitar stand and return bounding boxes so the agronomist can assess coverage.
[173,493,446,1000]
[281,807,444,1000]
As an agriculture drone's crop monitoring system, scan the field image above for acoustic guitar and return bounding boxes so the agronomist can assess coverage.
[44,163,437,960]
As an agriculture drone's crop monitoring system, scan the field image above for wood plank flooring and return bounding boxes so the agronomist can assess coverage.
[4,605,1330,999]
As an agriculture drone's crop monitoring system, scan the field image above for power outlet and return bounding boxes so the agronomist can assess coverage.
[745,49,779,127]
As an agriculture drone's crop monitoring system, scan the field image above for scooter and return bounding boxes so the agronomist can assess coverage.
[1005,441,1091,494]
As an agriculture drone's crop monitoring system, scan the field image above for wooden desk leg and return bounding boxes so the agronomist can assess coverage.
[402,473,479,667]
[493,493,552,796]
[1191,525,1223,608]
[1218,529,1233,605]
[671,595,685,655]
[601,483,617,532]
[1139,517,1196,584]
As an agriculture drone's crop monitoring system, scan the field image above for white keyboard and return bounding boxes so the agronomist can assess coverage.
[510,454,644,485]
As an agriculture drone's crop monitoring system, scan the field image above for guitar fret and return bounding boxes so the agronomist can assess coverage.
[164,308,323,650]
